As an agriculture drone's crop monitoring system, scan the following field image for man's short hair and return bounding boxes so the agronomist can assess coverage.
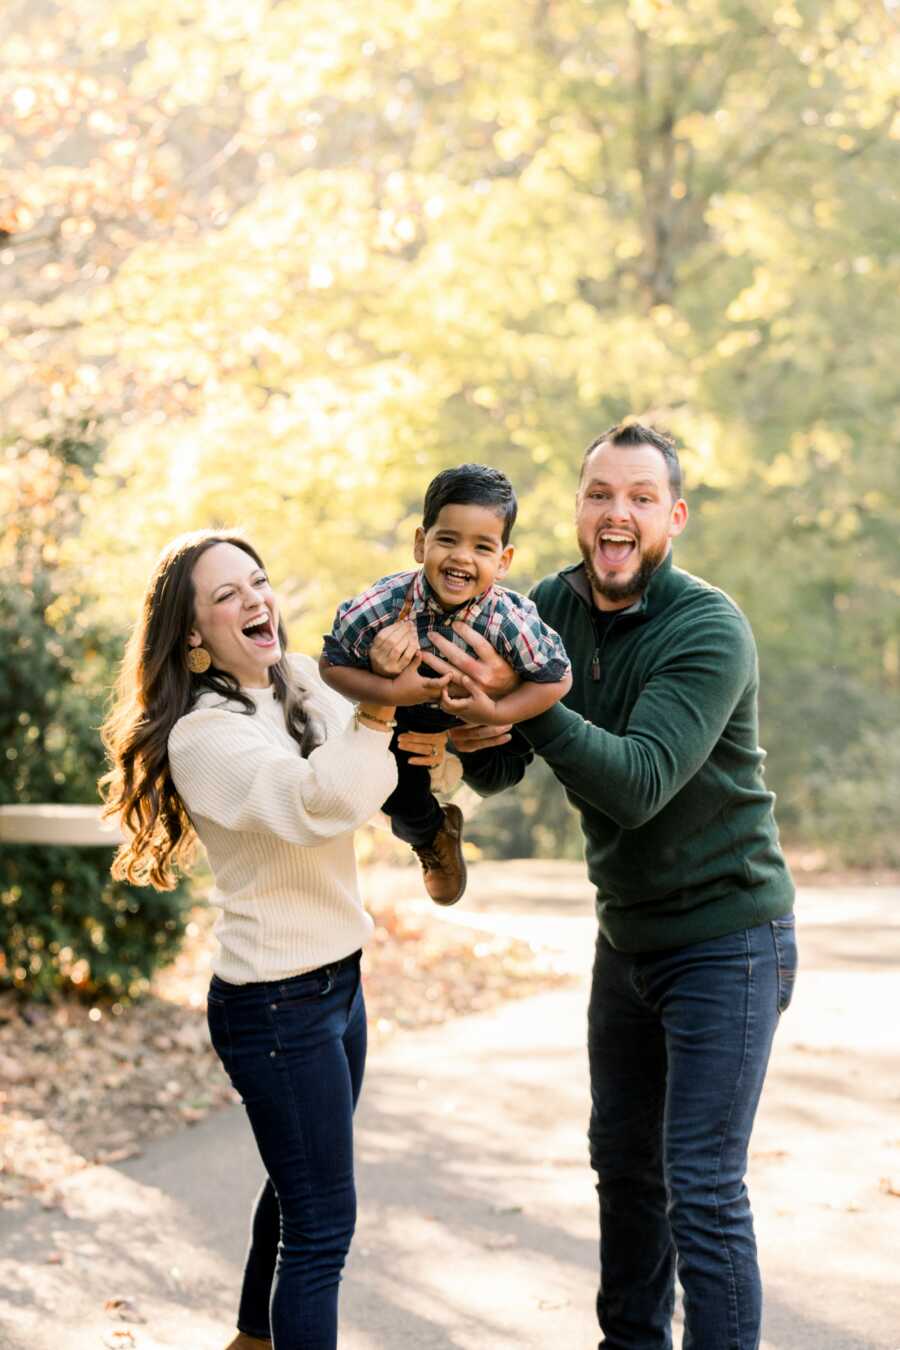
[423,464,518,544]
[580,422,683,499]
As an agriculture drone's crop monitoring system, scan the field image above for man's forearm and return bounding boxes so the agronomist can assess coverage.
[459,728,534,797]
[517,624,754,828]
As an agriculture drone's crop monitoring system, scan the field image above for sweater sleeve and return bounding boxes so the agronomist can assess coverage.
[168,707,398,845]
[460,727,534,798]
[517,605,757,829]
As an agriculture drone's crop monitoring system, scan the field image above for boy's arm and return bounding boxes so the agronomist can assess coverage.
[441,669,572,727]
[319,655,398,705]
[494,670,572,723]
[319,653,452,707]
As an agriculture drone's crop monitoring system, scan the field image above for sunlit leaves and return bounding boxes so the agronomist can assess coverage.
[1,0,898,862]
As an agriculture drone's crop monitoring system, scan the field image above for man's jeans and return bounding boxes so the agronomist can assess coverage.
[588,917,798,1350]
[206,951,366,1350]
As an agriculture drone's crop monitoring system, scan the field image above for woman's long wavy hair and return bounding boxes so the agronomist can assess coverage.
[100,529,322,891]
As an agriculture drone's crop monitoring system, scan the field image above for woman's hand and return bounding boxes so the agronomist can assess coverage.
[396,729,448,768]
[369,620,419,676]
[425,622,520,698]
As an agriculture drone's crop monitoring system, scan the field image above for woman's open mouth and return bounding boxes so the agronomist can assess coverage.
[241,615,277,648]
[596,532,638,568]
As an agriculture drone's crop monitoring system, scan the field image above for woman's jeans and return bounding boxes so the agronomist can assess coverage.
[206,951,366,1350]
[588,917,798,1350]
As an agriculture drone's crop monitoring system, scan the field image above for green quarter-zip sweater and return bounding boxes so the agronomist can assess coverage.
[462,551,794,951]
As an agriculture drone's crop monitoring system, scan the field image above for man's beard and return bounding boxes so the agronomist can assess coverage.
[579,535,667,605]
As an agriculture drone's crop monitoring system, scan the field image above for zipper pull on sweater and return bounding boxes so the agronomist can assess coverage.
[592,648,600,681]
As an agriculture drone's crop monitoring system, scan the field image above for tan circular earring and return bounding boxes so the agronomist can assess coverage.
[186,646,212,674]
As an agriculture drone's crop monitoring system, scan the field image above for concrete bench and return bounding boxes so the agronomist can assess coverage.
[0,805,123,846]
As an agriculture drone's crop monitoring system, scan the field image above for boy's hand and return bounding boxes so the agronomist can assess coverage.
[426,623,520,698]
[369,620,419,676]
[439,672,509,726]
[391,661,452,707]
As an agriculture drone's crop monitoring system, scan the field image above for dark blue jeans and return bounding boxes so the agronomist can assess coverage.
[587,917,798,1350]
[206,951,367,1350]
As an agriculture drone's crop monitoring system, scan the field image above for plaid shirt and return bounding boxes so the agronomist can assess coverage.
[323,568,570,683]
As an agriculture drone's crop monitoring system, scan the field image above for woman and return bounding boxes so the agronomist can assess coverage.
[100,529,447,1350]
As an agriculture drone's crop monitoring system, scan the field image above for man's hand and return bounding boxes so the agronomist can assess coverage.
[448,722,514,753]
[369,620,419,676]
[425,622,520,698]
[396,729,448,767]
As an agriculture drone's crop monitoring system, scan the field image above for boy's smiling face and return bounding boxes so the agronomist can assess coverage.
[414,502,514,610]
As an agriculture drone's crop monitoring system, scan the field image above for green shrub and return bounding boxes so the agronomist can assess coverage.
[0,845,187,998]
[0,428,190,998]
[791,726,900,869]
[464,754,585,861]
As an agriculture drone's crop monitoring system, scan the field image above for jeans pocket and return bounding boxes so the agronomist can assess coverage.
[771,916,798,1014]
[206,994,233,1068]
[273,972,331,1010]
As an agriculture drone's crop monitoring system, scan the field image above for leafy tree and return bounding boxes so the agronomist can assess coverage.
[463,757,586,863]
[2,0,897,862]
[0,428,190,997]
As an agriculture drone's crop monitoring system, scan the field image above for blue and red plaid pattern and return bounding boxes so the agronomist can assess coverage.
[323,568,570,683]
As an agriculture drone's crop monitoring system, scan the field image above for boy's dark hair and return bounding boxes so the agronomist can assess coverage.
[422,463,518,544]
[580,422,683,499]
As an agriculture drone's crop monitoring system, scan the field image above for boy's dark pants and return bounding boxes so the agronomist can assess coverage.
[381,704,460,848]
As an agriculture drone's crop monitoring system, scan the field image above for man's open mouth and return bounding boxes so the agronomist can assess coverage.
[241,615,276,646]
[597,532,637,567]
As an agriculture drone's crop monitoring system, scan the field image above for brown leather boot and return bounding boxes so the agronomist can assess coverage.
[411,804,467,906]
[223,1334,271,1349]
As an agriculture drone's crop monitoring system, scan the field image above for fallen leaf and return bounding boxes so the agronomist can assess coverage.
[0,1053,31,1083]
[103,1332,136,1349]
[95,1147,142,1166]
[104,1297,146,1323]
[178,1105,207,1124]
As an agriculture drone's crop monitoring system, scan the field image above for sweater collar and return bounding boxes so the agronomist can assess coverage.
[559,549,678,622]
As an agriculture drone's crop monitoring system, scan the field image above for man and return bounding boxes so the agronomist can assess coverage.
[385,422,797,1349]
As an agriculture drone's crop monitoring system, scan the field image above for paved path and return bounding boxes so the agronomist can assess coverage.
[2,866,899,1349]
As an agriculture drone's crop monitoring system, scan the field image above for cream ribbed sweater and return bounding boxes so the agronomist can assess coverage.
[167,653,397,984]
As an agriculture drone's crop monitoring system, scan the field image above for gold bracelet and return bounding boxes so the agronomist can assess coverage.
[354,706,397,730]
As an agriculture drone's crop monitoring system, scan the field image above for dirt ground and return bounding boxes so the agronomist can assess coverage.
[0,871,572,1206]
[1,861,898,1350]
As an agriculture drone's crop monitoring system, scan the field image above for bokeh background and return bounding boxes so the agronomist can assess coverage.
[2,0,899,994]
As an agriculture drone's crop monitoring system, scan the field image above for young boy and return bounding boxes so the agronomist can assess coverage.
[319,464,572,906]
